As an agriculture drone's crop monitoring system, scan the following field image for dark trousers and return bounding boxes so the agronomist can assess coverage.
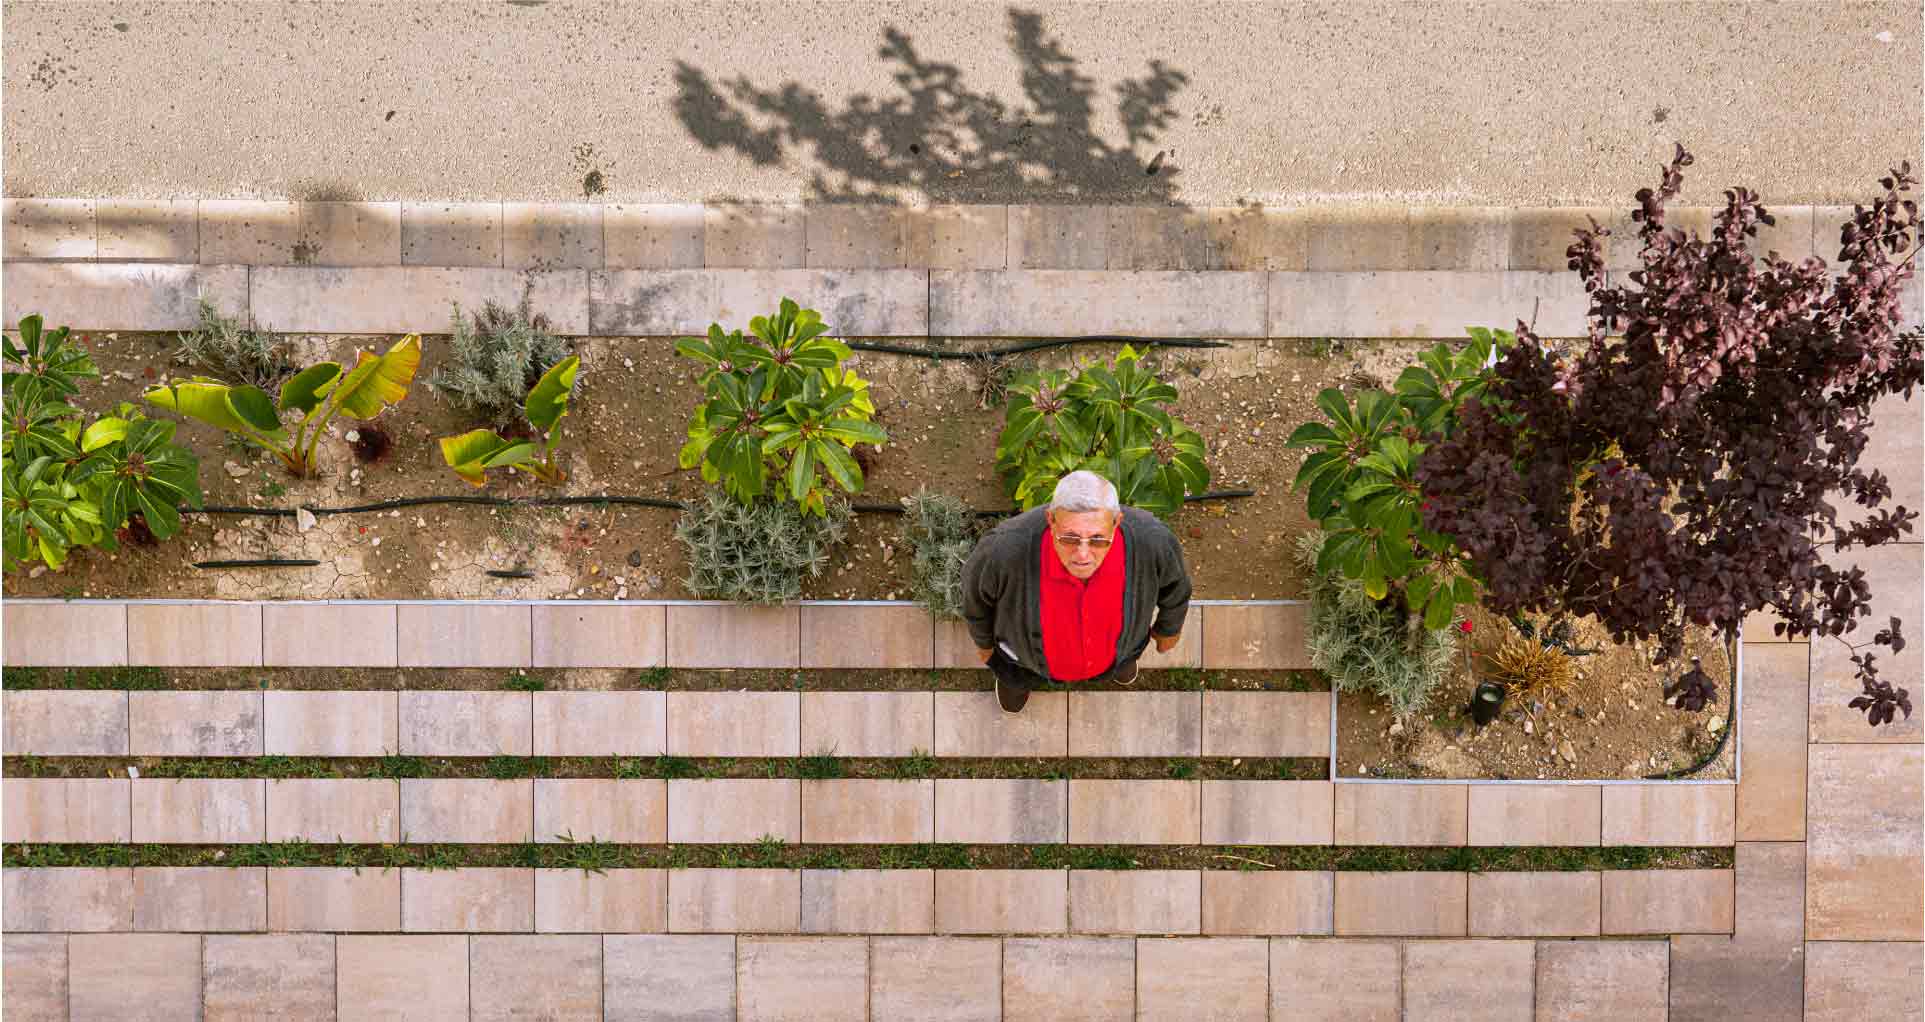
[987,644,1143,690]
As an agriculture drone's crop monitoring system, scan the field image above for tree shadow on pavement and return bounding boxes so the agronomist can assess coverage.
[673,7,1189,205]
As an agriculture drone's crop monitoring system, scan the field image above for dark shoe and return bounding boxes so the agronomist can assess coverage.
[1113,660,1140,686]
[996,674,1030,713]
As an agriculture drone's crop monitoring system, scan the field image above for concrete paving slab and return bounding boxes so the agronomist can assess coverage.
[1404,939,1535,1022]
[399,690,531,756]
[337,935,469,1022]
[1334,782,1467,845]
[2,600,126,666]
[1409,206,1509,270]
[1008,205,1109,269]
[1002,937,1134,1022]
[1,933,67,1022]
[198,199,298,264]
[1135,937,1268,1022]
[531,603,666,667]
[1466,871,1601,937]
[535,778,667,844]
[2,689,128,754]
[667,778,800,843]
[801,690,933,757]
[68,933,199,1022]
[704,204,804,267]
[933,689,1066,757]
[1600,783,1734,846]
[534,690,666,756]
[1810,543,1922,742]
[1805,940,1925,1022]
[132,866,266,931]
[1507,205,1620,272]
[667,690,799,756]
[1199,602,1308,669]
[535,868,667,933]
[1807,743,1923,940]
[934,778,1067,844]
[799,603,934,668]
[266,777,400,843]
[1736,642,1809,840]
[1601,870,1735,935]
[1466,783,1601,846]
[605,934,736,1022]
[3,198,94,258]
[261,601,396,666]
[935,870,1068,934]
[203,934,334,1022]
[396,603,531,667]
[1208,206,1309,272]
[802,778,934,843]
[667,868,800,932]
[903,205,1007,270]
[1534,939,1669,1022]
[1,778,129,842]
[1199,780,1333,845]
[605,203,705,269]
[931,269,1268,337]
[1269,938,1399,1021]
[127,601,262,666]
[96,199,196,261]
[805,204,909,267]
[1068,689,1200,756]
[298,200,401,265]
[870,936,1003,1022]
[1305,206,1410,271]
[1667,934,1802,1022]
[263,689,398,755]
[400,201,503,267]
[400,779,533,843]
[1200,690,1329,757]
[801,868,935,934]
[713,267,929,336]
[1267,270,1592,338]
[1069,869,1200,934]
[1333,871,1467,936]
[1106,206,1222,270]
[267,866,401,931]
[129,689,262,756]
[1068,778,1199,844]
[738,936,868,1022]
[471,934,603,1022]
[249,266,588,334]
[503,201,603,270]
[665,603,800,668]
[1198,870,1333,935]
[2,867,132,932]
[933,618,991,669]
[401,867,534,932]
[131,777,264,843]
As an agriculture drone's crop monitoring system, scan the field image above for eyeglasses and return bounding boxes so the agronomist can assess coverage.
[1051,532,1114,551]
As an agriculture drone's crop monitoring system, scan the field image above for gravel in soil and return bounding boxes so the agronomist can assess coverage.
[1337,609,1735,781]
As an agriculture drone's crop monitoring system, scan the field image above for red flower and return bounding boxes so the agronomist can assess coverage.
[1459,621,1473,634]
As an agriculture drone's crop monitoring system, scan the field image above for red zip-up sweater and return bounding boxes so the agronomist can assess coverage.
[1037,526,1127,681]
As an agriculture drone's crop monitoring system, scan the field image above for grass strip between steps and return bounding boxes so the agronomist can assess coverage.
[0,665,1329,694]
[4,755,1329,782]
[2,842,1734,872]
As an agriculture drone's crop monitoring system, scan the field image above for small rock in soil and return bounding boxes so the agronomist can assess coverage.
[1558,740,1576,764]
[296,508,317,532]
[626,550,642,567]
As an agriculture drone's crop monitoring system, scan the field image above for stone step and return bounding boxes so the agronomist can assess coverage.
[0,931,1685,1022]
[0,866,1727,942]
[0,599,1309,672]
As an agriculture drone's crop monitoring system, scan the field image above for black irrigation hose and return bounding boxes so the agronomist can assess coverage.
[1640,638,1739,781]
[846,336,1231,359]
[188,489,1256,521]
[190,558,322,569]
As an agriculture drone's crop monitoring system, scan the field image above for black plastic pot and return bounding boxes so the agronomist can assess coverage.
[1469,679,1507,726]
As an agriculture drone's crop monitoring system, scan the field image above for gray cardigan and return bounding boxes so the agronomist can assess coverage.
[959,506,1192,677]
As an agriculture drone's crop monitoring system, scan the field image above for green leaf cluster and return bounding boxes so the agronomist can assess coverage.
[1297,531,1459,720]
[3,315,203,572]
[1286,327,1509,629]
[143,335,422,478]
[993,345,1209,518]
[675,299,886,516]
[438,356,580,487]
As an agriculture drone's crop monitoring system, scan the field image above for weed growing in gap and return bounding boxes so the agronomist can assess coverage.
[372,754,428,780]
[793,753,843,780]
[885,750,937,779]
[925,844,973,869]
[612,758,651,780]
[504,671,547,692]
[802,848,852,869]
[1164,759,1197,780]
[654,756,699,780]
[635,666,672,688]
[483,756,541,780]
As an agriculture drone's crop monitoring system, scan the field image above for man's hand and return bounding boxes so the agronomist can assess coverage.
[978,647,996,664]
[1154,633,1180,654]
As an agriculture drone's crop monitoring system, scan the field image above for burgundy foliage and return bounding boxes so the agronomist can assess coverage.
[1417,145,1921,725]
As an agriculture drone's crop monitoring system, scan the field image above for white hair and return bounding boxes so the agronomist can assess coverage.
[1049,470,1120,515]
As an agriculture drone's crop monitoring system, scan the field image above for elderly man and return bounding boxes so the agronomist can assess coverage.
[961,470,1194,712]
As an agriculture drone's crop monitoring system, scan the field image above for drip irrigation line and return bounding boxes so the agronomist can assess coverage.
[846,336,1231,360]
[188,489,1256,521]
[190,558,322,569]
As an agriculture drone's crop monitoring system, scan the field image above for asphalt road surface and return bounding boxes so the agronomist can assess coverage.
[3,1,1920,207]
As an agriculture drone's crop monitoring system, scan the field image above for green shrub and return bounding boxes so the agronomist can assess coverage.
[676,487,851,604]
[676,298,886,516]
[899,489,978,620]
[430,299,569,428]
[1297,530,1459,721]
[5,315,203,572]
[994,344,1208,518]
[173,299,298,391]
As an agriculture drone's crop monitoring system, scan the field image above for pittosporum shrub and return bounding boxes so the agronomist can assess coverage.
[677,299,887,516]
[675,486,852,604]
[1416,145,1921,727]
[429,299,570,429]
[899,489,979,620]
[994,344,1209,518]
[5,315,203,571]
[1297,531,1460,720]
